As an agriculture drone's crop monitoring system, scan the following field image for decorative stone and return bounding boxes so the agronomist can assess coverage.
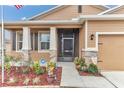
[83,50,98,66]
[23,78,30,85]
[32,77,41,85]
[7,77,18,84]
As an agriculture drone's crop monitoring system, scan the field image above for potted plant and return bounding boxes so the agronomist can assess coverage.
[80,58,87,71]
[74,57,87,71]
[74,57,80,70]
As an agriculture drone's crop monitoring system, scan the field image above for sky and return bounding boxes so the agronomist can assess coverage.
[0,5,56,21]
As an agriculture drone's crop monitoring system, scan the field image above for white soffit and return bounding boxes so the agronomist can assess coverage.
[80,15,124,20]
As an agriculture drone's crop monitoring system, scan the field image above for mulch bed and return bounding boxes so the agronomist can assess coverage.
[78,71,103,77]
[0,66,62,87]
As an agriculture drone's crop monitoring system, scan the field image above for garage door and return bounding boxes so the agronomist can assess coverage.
[98,35,124,71]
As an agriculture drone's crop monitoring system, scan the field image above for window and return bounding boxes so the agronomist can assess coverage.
[16,31,23,51]
[38,32,50,50]
[78,5,82,13]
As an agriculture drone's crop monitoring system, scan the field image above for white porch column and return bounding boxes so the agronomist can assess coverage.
[50,27,57,62]
[22,27,31,64]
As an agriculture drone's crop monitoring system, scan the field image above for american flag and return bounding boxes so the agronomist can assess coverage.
[15,5,23,9]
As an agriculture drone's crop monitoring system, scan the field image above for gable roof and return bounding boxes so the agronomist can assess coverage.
[28,5,66,20]
[98,5,123,15]
[28,5,109,20]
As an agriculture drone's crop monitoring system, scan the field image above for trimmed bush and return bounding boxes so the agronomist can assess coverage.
[4,55,13,63]
[87,63,98,74]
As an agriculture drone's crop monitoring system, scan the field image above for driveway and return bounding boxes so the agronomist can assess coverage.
[101,71,124,88]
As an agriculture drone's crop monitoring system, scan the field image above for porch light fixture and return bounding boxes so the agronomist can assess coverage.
[90,34,94,40]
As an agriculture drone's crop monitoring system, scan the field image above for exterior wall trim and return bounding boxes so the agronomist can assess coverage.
[95,32,124,51]
[85,20,88,49]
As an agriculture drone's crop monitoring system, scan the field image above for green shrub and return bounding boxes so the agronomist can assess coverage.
[33,62,44,75]
[46,61,56,77]
[87,63,98,74]
[74,57,87,71]
[80,58,86,67]
[74,57,80,65]
[47,61,56,69]
[5,62,11,74]
[4,55,13,63]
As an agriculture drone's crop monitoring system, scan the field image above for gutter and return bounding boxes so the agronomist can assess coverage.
[0,20,81,26]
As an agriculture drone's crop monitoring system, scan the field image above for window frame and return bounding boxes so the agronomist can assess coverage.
[38,31,50,52]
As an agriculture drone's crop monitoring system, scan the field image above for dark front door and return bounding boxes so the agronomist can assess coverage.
[63,38,74,57]
[57,28,79,62]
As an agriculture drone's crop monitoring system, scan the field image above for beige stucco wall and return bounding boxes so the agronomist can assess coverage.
[33,5,105,20]
[35,6,78,20]
[6,51,50,62]
[82,5,104,15]
[87,20,124,48]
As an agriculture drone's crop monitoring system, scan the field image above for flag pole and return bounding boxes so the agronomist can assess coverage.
[1,5,4,84]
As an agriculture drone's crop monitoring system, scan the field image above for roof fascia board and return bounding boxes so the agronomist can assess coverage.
[98,5,122,15]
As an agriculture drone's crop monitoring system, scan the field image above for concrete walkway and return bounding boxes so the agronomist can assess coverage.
[80,76,115,88]
[58,62,85,87]
[101,71,124,88]
[58,62,115,88]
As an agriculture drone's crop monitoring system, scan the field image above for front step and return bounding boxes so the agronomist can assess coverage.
[58,57,74,62]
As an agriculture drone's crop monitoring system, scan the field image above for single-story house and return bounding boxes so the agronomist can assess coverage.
[1,5,124,71]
